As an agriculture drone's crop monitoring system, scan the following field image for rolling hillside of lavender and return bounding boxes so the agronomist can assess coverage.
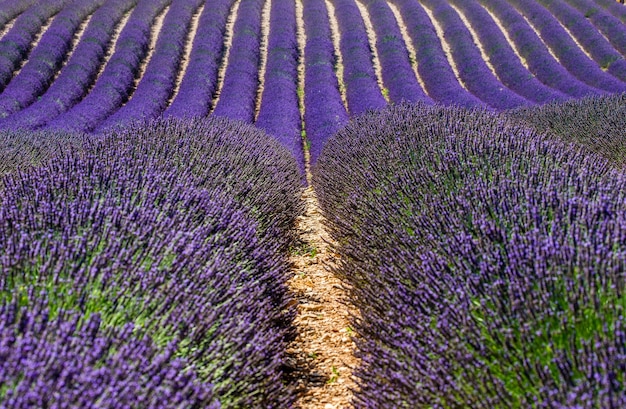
[1,0,626,407]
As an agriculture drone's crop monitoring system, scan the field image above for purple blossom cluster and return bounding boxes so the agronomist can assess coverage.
[96,0,204,131]
[302,0,348,166]
[0,117,303,407]
[478,0,603,98]
[314,102,626,408]
[164,0,235,118]
[329,0,386,115]
[211,0,265,123]
[44,0,170,133]
[0,0,67,91]
[507,92,626,165]
[388,0,483,107]
[0,0,102,119]
[507,0,626,93]
[254,0,305,175]
[0,0,138,130]
[360,0,432,105]
[0,0,37,29]
[422,0,531,109]
[449,0,568,104]
[538,0,626,82]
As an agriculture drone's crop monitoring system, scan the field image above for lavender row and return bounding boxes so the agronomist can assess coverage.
[507,0,626,92]
[478,0,603,97]
[0,0,103,119]
[164,0,235,118]
[389,0,483,107]
[211,0,265,123]
[329,0,386,115]
[538,0,626,82]
[302,0,348,166]
[0,0,37,34]
[592,0,626,23]
[0,0,137,130]
[96,0,203,131]
[449,0,568,104]
[0,0,67,91]
[44,0,170,133]
[254,0,305,174]
[422,0,531,109]
[314,102,626,408]
[360,0,432,104]
[507,92,626,165]
[0,117,303,407]
[565,0,626,57]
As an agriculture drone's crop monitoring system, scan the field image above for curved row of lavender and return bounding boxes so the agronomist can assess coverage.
[361,0,433,105]
[45,0,170,132]
[301,0,348,166]
[507,0,626,93]
[254,0,305,174]
[0,0,103,119]
[449,0,569,104]
[0,0,626,166]
[211,0,264,123]
[314,102,626,407]
[329,0,386,115]
[538,0,626,81]
[423,0,532,109]
[0,0,138,130]
[389,0,484,107]
[0,117,303,408]
[164,0,234,118]
[0,0,68,91]
[96,0,204,130]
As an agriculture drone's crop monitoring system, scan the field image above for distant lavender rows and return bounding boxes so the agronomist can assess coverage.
[0,0,625,166]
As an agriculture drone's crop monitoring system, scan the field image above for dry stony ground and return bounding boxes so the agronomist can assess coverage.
[286,184,360,409]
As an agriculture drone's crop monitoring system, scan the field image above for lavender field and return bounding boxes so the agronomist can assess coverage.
[1,0,626,407]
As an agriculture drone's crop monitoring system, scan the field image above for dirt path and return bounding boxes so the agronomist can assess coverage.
[254,0,272,120]
[131,5,169,92]
[287,179,360,409]
[324,0,348,111]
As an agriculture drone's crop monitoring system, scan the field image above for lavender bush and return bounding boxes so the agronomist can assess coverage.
[302,0,348,165]
[0,117,303,407]
[388,0,483,107]
[315,103,626,408]
[478,0,602,98]
[255,0,305,174]
[507,92,626,165]
[164,0,234,118]
[44,0,170,133]
[360,0,433,105]
[0,0,138,130]
[211,0,264,123]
